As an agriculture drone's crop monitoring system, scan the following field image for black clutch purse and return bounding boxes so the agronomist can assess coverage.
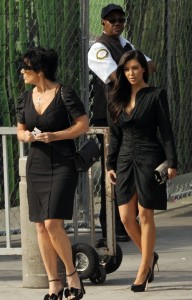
[74,138,101,172]
[154,160,168,184]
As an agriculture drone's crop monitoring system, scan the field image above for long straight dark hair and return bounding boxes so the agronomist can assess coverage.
[108,49,149,122]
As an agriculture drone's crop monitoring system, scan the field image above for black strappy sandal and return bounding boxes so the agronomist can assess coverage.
[64,270,85,300]
[44,279,64,300]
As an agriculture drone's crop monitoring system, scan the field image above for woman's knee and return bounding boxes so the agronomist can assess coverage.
[120,214,135,229]
[120,215,128,226]
[44,219,63,235]
[36,222,46,234]
[139,208,154,224]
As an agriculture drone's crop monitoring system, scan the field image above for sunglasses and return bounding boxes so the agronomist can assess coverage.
[20,63,34,70]
[105,17,126,24]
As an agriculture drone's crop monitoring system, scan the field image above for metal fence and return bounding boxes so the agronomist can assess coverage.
[0,0,192,254]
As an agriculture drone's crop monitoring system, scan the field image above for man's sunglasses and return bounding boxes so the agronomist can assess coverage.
[105,17,126,24]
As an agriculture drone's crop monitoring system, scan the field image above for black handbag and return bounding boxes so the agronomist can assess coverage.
[154,160,168,184]
[61,86,101,172]
[74,137,101,172]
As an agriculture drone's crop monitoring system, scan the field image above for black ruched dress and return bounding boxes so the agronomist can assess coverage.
[107,87,177,210]
[17,85,86,222]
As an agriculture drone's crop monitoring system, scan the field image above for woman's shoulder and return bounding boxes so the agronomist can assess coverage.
[60,84,80,100]
[60,84,86,116]
[60,84,75,93]
[17,89,32,105]
[145,86,164,92]
[60,84,81,101]
[145,87,167,100]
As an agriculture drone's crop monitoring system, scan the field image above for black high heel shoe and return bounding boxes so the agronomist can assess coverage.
[131,269,151,292]
[44,279,64,300]
[64,270,85,300]
[148,251,159,283]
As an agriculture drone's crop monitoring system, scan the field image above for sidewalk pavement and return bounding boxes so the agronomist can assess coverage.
[0,197,192,300]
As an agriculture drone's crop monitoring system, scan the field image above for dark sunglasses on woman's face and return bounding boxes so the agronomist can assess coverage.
[105,17,126,24]
[20,63,34,70]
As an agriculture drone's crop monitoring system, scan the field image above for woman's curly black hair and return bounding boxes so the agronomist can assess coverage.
[21,46,58,81]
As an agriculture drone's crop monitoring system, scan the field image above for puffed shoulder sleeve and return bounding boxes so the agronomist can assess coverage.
[61,85,86,119]
[155,88,177,168]
[16,91,27,124]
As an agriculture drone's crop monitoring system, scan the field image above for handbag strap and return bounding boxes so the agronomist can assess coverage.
[61,85,73,126]
[61,85,89,150]
[60,85,77,150]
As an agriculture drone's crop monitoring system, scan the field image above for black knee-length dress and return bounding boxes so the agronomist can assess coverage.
[107,87,177,210]
[17,85,86,222]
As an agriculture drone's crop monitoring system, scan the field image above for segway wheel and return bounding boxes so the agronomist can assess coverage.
[72,243,99,279]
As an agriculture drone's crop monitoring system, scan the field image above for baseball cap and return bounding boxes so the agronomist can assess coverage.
[101,3,125,19]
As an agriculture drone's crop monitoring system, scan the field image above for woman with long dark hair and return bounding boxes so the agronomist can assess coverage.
[107,50,177,292]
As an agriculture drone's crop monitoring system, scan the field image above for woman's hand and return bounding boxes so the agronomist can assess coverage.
[168,168,177,180]
[107,170,116,185]
[23,130,35,143]
[34,132,54,143]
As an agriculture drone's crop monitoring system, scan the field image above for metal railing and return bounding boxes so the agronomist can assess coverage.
[0,127,24,255]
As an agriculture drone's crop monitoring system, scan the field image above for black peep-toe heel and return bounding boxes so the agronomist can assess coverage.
[44,279,64,300]
[148,251,159,283]
[64,270,85,300]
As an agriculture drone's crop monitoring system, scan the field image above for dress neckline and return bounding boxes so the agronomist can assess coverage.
[124,86,150,117]
[32,85,61,116]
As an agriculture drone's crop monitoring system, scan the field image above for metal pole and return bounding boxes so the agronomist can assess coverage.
[19,141,25,157]
[80,0,89,110]
[88,127,116,256]
[88,167,96,248]
[2,135,11,249]
[79,0,90,227]
[73,190,79,244]
[166,0,172,97]
[104,128,116,256]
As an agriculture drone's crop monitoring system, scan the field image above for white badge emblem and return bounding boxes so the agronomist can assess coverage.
[96,49,108,59]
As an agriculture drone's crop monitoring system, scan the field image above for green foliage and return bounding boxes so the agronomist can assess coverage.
[0,0,15,206]
[0,0,82,207]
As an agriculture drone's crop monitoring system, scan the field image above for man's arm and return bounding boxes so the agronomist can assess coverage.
[88,42,117,84]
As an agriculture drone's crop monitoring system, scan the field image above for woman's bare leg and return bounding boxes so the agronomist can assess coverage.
[134,204,156,285]
[118,192,142,251]
[44,219,81,291]
[118,194,156,285]
[36,222,63,295]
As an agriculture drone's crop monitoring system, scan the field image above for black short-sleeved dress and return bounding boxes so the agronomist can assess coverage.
[17,85,86,222]
[107,87,177,210]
